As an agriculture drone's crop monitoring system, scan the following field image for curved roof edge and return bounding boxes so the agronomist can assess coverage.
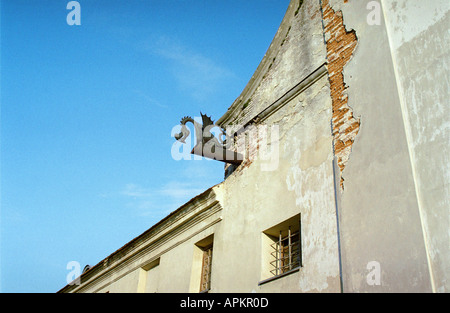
[217,0,297,127]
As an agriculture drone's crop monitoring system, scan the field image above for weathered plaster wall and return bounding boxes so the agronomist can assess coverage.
[216,0,341,292]
[218,74,340,292]
[333,0,434,292]
[96,268,139,293]
[220,0,327,127]
[382,0,450,293]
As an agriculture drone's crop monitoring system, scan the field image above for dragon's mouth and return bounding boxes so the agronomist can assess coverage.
[174,132,185,143]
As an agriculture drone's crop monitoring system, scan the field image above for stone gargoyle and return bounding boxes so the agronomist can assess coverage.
[174,113,243,165]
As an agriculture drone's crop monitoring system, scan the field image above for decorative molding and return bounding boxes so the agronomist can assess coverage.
[91,216,223,293]
[59,188,222,293]
[247,63,328,126]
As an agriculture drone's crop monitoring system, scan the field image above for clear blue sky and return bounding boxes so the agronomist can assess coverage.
[1,0,290,292]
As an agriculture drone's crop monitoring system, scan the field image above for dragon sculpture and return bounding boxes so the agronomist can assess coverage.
[174,112,242,165]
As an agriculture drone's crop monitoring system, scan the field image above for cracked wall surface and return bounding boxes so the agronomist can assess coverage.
[321,0,360,190]
[216,0,341,292]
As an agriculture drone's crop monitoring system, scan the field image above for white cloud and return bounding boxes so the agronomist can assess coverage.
[121,183,153,198]
[159,181,205,199]
[121,181,203,218]
[150,36,236,101]
[121,183,172,218]
[120,161,222,219]
[131,89,168,109]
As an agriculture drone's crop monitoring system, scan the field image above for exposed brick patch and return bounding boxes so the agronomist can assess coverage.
[223,126,257,178]
[321,0,360,190]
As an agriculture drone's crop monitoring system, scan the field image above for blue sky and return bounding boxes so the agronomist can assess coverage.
[0,0,290,292]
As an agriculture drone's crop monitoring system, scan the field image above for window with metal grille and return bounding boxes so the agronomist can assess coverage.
[200,244,213,293]
[260,214,301,284]
[270,227,301,276]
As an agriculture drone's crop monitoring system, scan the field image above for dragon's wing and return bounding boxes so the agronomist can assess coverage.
[200,112,214,127]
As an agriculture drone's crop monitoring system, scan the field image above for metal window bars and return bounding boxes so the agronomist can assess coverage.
[270,226,301,277]
[200,245,213,292]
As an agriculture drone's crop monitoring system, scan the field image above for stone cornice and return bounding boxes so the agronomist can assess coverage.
[244,62,328,127]
[58,186,222,293]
